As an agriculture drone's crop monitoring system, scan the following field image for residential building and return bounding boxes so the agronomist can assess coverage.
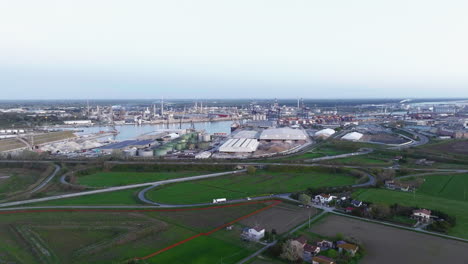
[241,227,265,241]
[412,209,432,223]
[315,194,336,204]
[312,256,335,264]
[337,243,359,256]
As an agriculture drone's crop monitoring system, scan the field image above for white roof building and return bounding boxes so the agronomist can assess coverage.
[233,130,260,139]
[219,138,259,153]
[260,127,308,141]
[342,132,363,141]
[315,128,336,138]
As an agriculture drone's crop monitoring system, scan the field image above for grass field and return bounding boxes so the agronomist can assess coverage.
[417,173,468,201]
[31,188,144,206]
[147,235,255,264]
[273,147,353,162]
[353,188,468,238]
[76,171,213,187]
[0,202,271,263]
[0,166,53,201]
[147,169,358,204]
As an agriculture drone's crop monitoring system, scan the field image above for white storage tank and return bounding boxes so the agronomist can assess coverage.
[123,148,137,157]
[202,134,211,142]
[138,148,154,157]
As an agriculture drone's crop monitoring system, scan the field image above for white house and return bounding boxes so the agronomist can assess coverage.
[412,209,432,223]
[241,227,265,242]
[315,194,336,204]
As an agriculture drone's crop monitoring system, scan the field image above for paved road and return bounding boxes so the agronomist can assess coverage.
[137,169,375,207]
[389,128,429,150]
[0,169,246,208]
[396,169,468,180]
[31,164,61,193]
[304,148,374,163]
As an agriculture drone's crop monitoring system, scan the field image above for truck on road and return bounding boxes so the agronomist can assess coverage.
[213,198,227,204]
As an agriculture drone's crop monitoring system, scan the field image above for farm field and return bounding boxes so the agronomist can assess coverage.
[0,201,275,264]
[76,170,213,187]
[417,173,468,201]
[416,139,468,156]
[146,169,358,205]
[353,188,468,238]
[32,131,76,145]
[0,138,27,152]
[308,214,468,264]
[30,187,145,206]
[239,203,317,234]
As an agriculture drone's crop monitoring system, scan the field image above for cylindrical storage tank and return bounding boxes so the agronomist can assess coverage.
[123,149,137,157]
[198,133,203,141]
[154,149,167,156]
[202,134,211,142]
[138,148,154,157]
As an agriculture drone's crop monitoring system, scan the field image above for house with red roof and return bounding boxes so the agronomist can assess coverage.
[312,255,335,264]
[337,243,359,256]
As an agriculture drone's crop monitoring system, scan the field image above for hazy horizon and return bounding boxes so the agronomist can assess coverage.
[2,0,468,99]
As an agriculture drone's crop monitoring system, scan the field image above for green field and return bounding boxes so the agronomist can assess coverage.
[317,154,392,166]
[148,234,255,264]
[31,188,144,206]
[147,169,358,204]
[417,174,468,201]
[76,171,212,187]
[353,188,468,238]
[273,147,353,162]
[0,203,266,263]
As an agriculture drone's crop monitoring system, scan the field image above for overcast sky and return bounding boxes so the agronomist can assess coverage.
[1,0,468,99]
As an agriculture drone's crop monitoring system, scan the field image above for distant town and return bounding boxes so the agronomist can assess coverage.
[1,98,468,264]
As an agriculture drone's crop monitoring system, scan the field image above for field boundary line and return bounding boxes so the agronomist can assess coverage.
[330,211,468,243]
[0,199,283,261]
[135,200,282,261]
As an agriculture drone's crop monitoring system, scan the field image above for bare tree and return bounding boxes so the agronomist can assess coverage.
[280,239,304,262]
[299,193,311,206]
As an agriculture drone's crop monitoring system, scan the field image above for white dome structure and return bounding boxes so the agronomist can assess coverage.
[342,132,363,141]
[315,128,336,138]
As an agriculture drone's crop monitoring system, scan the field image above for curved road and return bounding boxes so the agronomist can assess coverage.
[31,164,61,193]
[304,148,374,163]
[0,169,246,208]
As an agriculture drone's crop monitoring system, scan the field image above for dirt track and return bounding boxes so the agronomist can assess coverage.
[310,214,468,264]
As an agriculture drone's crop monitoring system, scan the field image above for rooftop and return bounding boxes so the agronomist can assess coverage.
[260,127,308,140]
[219,138,259,153]
[99,139,155,150]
